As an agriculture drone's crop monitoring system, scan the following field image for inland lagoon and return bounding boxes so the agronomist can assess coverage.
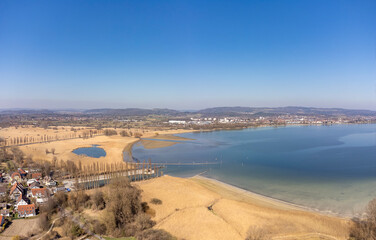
[73,144,106,158]
[131,124,376,216]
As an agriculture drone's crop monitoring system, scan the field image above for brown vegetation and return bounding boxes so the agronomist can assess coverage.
[104,129,117,136]
[245,226,269,240]
[349,198,376,240]
[150,198,163,205]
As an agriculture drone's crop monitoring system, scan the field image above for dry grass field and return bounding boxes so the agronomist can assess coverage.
[0,218,41,239]
[0,126,192,167]
[135,175,351,240]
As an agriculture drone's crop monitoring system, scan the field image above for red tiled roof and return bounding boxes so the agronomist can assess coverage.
[0,216,3,225]
[31,172,42,179]
[31,188,48,197]
[17,204,35,213]
[10,182,23,195]
[11,172,21,179]
[16,194,28,204]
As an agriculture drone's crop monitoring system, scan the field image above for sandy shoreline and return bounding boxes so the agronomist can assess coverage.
[192,175,349,218]
[136,175,350,240]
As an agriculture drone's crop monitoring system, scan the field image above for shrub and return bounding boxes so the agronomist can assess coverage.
[104,177,142,234]
[350,198,376,239]
[104,129,117,136]
[92,190,105,210]
[38,213,50,231]
[134,132,143,138]
[150,198,162,205]
[135,213,155,231]
[136,229,175,240]
[40,198,58,219]
[70,224,84,237]
[54,192,68,208]
[68,191,90,211]
[120,130,129,137]
[92,220,107,235]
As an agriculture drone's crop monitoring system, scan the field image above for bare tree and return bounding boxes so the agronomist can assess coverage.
[134,132,143,138]
[120,130,129,137]
[350,198,376,240]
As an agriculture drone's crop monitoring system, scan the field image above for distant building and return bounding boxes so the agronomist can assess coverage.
[168,120,186,124]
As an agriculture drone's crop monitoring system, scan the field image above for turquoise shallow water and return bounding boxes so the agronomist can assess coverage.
[131,124,376,216]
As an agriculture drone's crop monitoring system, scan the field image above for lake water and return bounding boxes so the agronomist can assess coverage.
[131,124,376,216]
[73,145,106,158]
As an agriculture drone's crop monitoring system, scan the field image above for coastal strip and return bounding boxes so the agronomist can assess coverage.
[192,175,351,218]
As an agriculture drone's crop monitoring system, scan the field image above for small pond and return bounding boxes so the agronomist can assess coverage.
[73,145,106,158]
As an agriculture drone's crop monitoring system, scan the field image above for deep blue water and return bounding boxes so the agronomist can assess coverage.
[131,124,376,216]
[73,145,106,158]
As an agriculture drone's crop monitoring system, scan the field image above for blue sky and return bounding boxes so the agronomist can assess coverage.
[0,0,375,110]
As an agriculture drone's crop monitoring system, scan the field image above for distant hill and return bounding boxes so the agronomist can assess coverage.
[1,106,375,117]
[197,106,376,116]
[0,109,56,115]
[83,108,182,116]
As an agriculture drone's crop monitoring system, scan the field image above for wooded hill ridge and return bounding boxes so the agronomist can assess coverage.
[1,106,375,117]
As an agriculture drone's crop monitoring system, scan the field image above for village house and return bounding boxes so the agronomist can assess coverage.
[52,186,66,194]
[31,188,49,203]
[15,195,30,209]
[9,182,24,200]
[27,178,37,185]
[17,204,36,218]
[11,172,22,183]
[31,172,42,180]
[0,209,10,217]
[29,181,41,189]
[31,188,49,198]
[46,180,57,187]
[43,176,57,187]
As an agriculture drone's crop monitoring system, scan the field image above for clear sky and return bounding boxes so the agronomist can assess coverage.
[0,0,375,110]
